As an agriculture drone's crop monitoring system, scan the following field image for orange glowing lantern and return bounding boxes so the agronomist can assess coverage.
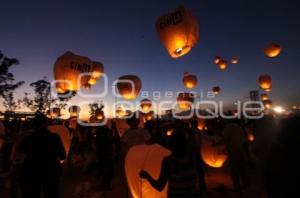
[261,93,269,101]
[201,138,228,168]
[156,6,199,58]
[177,92,195,110]
[116,75,142,100]
[264,43,282,58]
[69,105,80,117]
[88,61,104,85]
[95,109,105,121]
[258,74,272,91]
[183,72,197,89]
[212,86,221,95]
[231,57,238,64]
[248,133,255,142]
[166,129,174,136]
[54,51,93,94]
[140,99,152,112]
[263,99,273,109]
[143,111,154,122]
[125,144,171,198]
[197,119,206,131]
[217,59,227,70]
[214,56,221,64]
[116,106,129,117]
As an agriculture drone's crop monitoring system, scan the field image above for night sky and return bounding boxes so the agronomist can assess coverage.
[1,0,300,117]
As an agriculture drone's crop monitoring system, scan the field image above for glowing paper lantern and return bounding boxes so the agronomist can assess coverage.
[258,74,272,91]
[95,109,105,121]
[156,6,199,58]
[231,57,238,64]
[217,60,227,70]
[116,106,129,117]
[48,125,71,156]
[116,75,142,100]
[263,99,273,109]
[264,43,282,58]
[125,144,171,198]
[197,119,206,131]
[54,51,93,94]
[142,111,154,122]
[69,105,80,117]
[140,99,152,112]
[183,72,197,89]
[248,133,255,142]
[88,61,104,85]
[212,86,221,95]
[177,92,195,110]
[261,93,269,101]
[201,138,228,168]
[214,56,221,64]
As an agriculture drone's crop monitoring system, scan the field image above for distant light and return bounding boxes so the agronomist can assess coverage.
[273,106,285,114]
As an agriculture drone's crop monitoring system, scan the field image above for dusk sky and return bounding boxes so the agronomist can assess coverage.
[1,0,300,117]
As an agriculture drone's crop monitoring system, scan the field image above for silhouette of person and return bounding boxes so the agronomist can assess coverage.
[19,113,66,198]
[140,127,203,198]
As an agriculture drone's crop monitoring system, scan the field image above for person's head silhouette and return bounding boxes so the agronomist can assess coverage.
[33,112,48,131]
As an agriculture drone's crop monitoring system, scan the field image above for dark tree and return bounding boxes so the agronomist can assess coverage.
[0,51,24,109]
[22,77,55,113]
[89,101,104,117]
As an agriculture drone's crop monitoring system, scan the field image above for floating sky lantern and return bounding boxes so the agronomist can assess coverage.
[263,99,273,109]
[231,57,238,64]
[260,93,269,101]
[177,92,195,110]
[156,6,199,58]
[69,105,80,117]
[258,74,272,91]
[214,56,221,64]
[140,98,152,112]
[88,61,104,85]
[183,72,197,89]
[125,144,171,198]
[264,43,282,58]
[116,75,142,100]
[217,59,228,70]
[54,51,93,94]
[201,138,228,168]
[95,109,105,121]
[212,86,221,95]
[116,106,129,117]
[248,133,255,142]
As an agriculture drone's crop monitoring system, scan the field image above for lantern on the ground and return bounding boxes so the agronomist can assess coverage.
[54,51,93,94]
[183,72,197,89]
[263,99,273,109]
[212,86,221,95]
[231,57,238,64]
[214,56,221,64]
[156,6,199,58]
[258,74,272,91]
[264,43,282,58]
[177,92,195,110]
[69,105,80,117]
[140,99,152,112]
[125,144,171,198]
[261,93,269,101]
[217,60,227,70]
[201,137,228,168]
[116,75,142,100]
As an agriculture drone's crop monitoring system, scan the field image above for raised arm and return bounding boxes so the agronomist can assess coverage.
[139,157,169,192]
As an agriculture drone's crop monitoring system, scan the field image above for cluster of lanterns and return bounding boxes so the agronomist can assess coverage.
[213,56,238,70]
[177,92,195,110]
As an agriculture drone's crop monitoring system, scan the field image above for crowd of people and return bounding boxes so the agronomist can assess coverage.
[0,112,299,198]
